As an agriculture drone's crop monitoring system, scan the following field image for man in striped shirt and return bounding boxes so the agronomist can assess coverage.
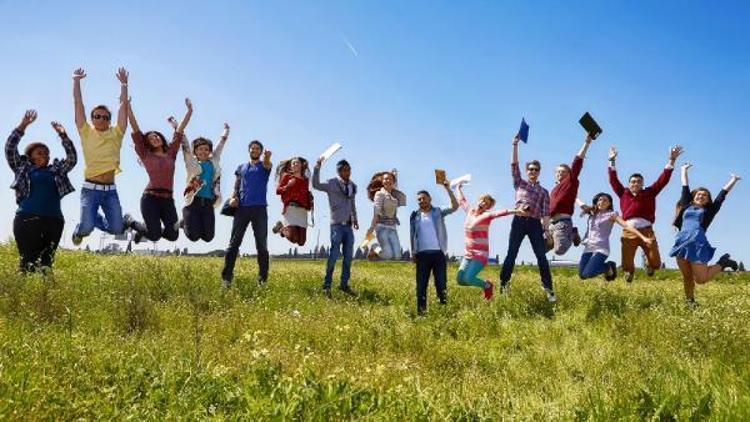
[500,134,556,302]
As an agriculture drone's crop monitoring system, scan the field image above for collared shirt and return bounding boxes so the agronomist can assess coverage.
[6,129,77,204]
[312,166,358,225]
[609,166,673,223]
[511,162,550,219]
[78,123,124,179]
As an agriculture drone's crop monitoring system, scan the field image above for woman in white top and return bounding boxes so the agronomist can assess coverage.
[366,170,407,260]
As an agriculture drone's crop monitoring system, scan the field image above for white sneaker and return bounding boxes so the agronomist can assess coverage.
[500,283,510,296]
[545,289,557,303]
[221,279,231,289]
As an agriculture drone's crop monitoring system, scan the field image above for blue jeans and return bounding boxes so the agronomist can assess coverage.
[375,225,402,260]
[74,188,124,237]
[456,258,486,288]
[500,216,553,290]
[324,224,354,288]
[579,251,608,279]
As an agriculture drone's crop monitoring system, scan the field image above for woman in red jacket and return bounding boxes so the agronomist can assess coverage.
[272,157,312,246]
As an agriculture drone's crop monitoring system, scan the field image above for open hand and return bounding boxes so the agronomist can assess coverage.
[72,68,86,81]
[681,162,692,172]
[731,173,742,182]
[669,145,684,161]
[116,67,129,84]
[608,146,617,161]
[19,109,37,129]
[166,116,178,130]
[51,121,66,136]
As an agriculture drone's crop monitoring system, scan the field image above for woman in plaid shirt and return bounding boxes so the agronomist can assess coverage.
[5,110,77,273]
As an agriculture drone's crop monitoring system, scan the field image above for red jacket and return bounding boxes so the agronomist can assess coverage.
[276,174,311,211]
[609,167,673,223]
[549,155,583,216]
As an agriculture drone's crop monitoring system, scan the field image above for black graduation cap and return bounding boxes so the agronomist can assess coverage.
[579,112,602,139]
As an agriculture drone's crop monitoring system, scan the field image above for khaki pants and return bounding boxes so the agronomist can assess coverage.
[620,226,660,273]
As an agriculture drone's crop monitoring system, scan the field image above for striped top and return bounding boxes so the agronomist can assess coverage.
[458,190,509,265]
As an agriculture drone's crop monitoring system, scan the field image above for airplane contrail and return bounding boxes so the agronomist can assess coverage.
[343,35,358,57]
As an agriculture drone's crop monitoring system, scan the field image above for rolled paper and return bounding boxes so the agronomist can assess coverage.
[319,142,343,162]
[450,174,472,188]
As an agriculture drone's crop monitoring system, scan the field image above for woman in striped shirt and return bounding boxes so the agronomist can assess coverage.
[455,183,524,300]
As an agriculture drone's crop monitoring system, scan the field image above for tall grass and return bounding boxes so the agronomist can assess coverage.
[0,243,749,419]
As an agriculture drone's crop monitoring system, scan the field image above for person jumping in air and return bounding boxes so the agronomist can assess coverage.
[122,98,192,243]
[272,157,312,246]
[670,163,741,306]
[366,170,407,261]
[6,110,77,273]
[167,111,229,243]
[608,144,683,282]
[547,133,595,255]
[499,134,556,302]
[455,183,524,300]
[577,193,653,281]
[70,67,129,245]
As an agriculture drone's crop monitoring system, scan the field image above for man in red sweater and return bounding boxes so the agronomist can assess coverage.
[609,144,683,282]
[547,133,594,255]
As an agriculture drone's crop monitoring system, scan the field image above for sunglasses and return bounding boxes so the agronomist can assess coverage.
[92,114,111,121]
[527,167,540,172]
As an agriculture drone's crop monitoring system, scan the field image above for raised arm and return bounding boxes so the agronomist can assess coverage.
[608,146,625,196]
[723,174,741,193]
[6,110,37,171]
[312,158,328,192]
[213,123,229,158]
[649,145,682,194]
[127,99,141,134]
[176,98,193,135]
[115,67,129,133]
[511,136,523,189]
[51,121,77,173]
[577,133,594,159]
[72,68,87,129]
[443,180,459,213]
[262,150,272,171]
[680,162,690,187]
[455,184,470,211]
[614,214,652,244]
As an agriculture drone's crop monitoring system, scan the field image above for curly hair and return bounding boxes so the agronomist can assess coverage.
[143,131,168,153]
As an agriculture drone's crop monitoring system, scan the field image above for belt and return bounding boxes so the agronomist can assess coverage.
[550,214,572,223]
[83,181,116,191]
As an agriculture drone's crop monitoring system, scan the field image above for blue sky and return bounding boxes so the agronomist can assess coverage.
[1,1,748,267]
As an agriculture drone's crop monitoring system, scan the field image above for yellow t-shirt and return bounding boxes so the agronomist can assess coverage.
[78,124,124,179]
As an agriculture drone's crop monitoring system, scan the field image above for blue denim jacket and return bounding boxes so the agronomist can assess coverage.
[409,206,456,254]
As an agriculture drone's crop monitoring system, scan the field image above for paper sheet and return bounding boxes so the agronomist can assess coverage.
[450,174,472,188]
[319,142,343,162]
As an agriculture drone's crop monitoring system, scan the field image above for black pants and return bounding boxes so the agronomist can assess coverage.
[135,194,179,242]
[500,216,553,290]
[221,206,269,282]
[13,213,64,273]
[415,250,448,313]
[183,198,215,242]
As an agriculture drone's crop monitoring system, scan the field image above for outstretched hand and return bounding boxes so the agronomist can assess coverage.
[669,145,684,161]
[116,67,129,84]
[166,116,178,130]
[51,121,66,136]
[72,68,86,81]
[221,122,230,138]
[608,146,617,161]
[19,109,37,129]
[681,162,692,172]
[185,97,193,111]
[730,173,742,182]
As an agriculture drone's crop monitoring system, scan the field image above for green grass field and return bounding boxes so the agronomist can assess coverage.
[1,243,749,420]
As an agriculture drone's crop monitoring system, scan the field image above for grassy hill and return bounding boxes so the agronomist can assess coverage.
[1,243,749,419]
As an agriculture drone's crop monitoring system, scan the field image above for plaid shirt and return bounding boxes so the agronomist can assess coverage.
[511,162,550,219]
[6,129,77,204]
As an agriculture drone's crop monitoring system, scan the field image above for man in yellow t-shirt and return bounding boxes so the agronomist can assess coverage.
[70,67,130,246]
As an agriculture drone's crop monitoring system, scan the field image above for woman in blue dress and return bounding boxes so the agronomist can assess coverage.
[670,163,741,306]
